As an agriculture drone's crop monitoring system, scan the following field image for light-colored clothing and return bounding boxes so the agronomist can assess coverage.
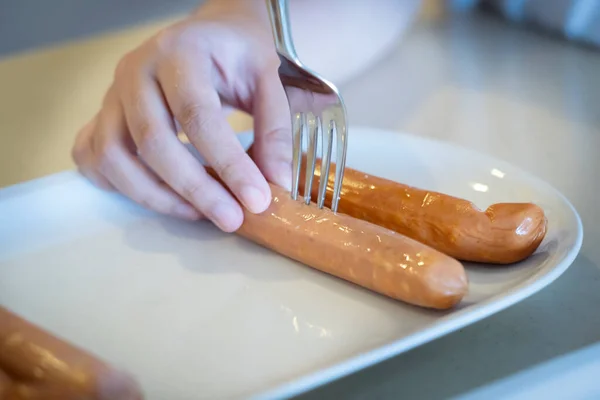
[452,0,600,47]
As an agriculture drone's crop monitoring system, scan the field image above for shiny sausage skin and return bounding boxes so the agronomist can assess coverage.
[0,307,142,400]
[236,184,468,309]
[299,155,547,264]
[0,370,11,399]
[2,383,95,400]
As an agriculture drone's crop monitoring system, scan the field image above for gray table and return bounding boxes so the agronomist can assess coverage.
[0,4,598,400]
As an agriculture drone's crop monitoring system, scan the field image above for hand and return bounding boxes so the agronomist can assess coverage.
[72,3,291,232]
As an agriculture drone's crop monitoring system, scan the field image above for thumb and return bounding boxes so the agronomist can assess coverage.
[251,71,292,191]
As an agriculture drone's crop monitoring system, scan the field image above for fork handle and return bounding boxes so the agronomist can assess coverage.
[265,0,298,60]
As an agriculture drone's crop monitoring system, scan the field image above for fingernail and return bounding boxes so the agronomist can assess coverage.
[173,203,201,220]
[98,370,142,400]
[240,185,270,213]
[210,202,243,232]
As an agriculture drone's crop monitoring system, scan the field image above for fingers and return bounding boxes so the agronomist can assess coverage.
[120,73,245,232]
[72,115,115,191]
[72,87,202,221]
[94,89,202,221]
[250,71,293,191]
[73,41,287,231]
[157,62,271,214]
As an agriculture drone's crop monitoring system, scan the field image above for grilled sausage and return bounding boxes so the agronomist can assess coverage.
[299,155,547,264]
[235,184,468,309]
[0,307,142,400]
[1,383,97,400]
[0,369,12,399]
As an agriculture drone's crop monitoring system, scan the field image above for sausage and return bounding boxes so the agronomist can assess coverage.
[299,155,548,264]
[0,307,142,400]
[2,383,95,400]
[0,368,92,400]
[235,183,468,309]
[0,369,12,399]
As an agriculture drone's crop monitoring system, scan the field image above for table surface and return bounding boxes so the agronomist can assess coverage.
[0,6,599,400]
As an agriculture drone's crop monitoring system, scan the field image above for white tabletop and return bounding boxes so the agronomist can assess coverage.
[0,7,598,400]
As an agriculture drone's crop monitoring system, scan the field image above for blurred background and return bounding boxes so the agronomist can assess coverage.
[0,0,199,188]
[1,0,599,188]
[1,0,598,188]
[0,0,199,57]
[1,0,599,189]
[0,1,599,398]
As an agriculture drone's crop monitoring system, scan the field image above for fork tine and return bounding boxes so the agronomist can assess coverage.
[291,112,304,200]
[304,114,319,205]
[317,119,334,208]
[330,121,347,213]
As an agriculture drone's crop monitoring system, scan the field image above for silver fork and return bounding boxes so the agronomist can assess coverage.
[265,0,348,212]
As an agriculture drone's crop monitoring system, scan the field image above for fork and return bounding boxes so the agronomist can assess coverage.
[265,0,348,213]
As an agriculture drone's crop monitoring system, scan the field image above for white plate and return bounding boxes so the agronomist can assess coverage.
[0,127,583,400]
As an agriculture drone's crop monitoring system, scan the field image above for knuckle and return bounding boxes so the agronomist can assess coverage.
[114,50,147,81]
[151,25,210,63]
[135,123,162,157]
[72,119,97,165]
[114,54,132,80]
[153,28,176,54]
[180,181,204,200]
[216,159,243,183]
[101,84,119,109]
[178,103,211,136]
[137,196,162,213]
[71,135,88,165]
[95,143,120,176]
[263,127,291,145]
[71,143,86,165]
[173,25,211,52]
[130,88,146,115]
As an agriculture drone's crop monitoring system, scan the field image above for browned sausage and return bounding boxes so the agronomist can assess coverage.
[299,155,548,264]
[0,369,12,399]
[0,368,94,400]
[0,307,142,400]
[2,383,96,400]
[235,183,468,309]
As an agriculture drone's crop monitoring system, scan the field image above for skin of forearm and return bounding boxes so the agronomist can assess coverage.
[196,0,423,85]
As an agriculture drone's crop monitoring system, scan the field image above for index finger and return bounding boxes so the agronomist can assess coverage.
[119,74,243,232]
[157,62,271,214]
